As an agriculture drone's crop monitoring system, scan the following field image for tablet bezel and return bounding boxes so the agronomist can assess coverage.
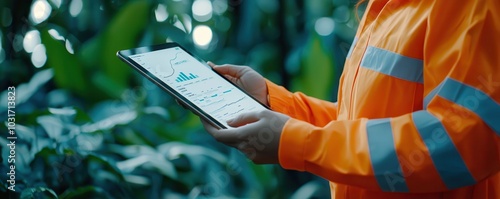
[117,42,270,129]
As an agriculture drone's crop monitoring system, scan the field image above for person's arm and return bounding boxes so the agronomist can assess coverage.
[279,0,500,193]
[265,80,338,127]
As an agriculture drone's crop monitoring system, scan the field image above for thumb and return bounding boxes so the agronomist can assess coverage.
[207,61,217,68]
[227,112,260,127]
[207,61,230,75]
[208,63,246,79]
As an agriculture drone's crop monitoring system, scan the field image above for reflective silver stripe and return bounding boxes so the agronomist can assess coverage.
[361,46,423,83]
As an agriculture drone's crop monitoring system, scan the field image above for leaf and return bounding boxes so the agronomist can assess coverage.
[31,137,54,159]
[142,154,177,179]
[107,144,157,159]
[72,107,94,124]
[109,145,178,179]
[155,22,189,44]
[33,147,59,161]
[86,154,125,182]
[116,155,150,172]
[142,106,170,120]
[59,186,110,199]
[75,133,104,151]
[113,128,151,146]
[90,71,125,99]
[48,107,77,116]
[80,111,137,133]
[48,107,78,125]
[14,144,32,173]
[157,142,228,164]
[0,69,53,112]
[123,174,151,186]
[87,100,132,121]
[100,1,152,90]
[20,187,58,199]
[13,124,36,143]
[40,26,88,95]
[37,115,64,140]
[291,33,334,100]
[116,154,177,179]
[77,35,103,69]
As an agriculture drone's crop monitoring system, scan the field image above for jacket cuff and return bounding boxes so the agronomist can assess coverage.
[278,118,312,171]
[265,79,294,115]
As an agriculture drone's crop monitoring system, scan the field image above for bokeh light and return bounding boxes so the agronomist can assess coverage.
[50,0,62,8]
[69,0,83,17]
[192,25,212,48]
[213,0,228,14]
[23,30,41,53]
[333,6,350,23]
[173,14,192,33]
[31,44,47,68]
[192,0,213,22]
[48,29,65,41]
[182,14,193,33]
[155,4,168,22]
[65,40,74,54]
[29,0,52,25]
[315,17,335,36]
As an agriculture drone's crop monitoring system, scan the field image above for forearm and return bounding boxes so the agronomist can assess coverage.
[266,79,337,126]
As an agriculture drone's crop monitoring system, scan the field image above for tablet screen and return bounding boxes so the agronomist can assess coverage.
[127,46,268,128]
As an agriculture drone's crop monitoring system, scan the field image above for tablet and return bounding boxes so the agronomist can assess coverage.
[117,43,269,129]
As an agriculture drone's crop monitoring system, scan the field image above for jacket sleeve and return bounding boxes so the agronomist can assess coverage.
[266,79,337,127]
[276,0,500,193]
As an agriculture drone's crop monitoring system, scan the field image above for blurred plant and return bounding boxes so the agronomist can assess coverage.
[0,0,360,198]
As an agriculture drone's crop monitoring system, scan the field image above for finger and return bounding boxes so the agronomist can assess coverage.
[207,61,243,78]
[227,111,261,127]
[212,64,248,79]
[200,119,241,143]
[207,61,216,68]
[207,62,239,83]
[200,119,219,131]
[223,74,238,83]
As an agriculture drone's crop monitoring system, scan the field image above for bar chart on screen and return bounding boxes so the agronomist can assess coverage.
[175,72,199,82]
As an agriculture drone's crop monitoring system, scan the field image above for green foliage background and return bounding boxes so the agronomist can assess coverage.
[0,0,361,198]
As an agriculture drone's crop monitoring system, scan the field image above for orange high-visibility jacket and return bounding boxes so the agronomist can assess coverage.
[267,0,500,198]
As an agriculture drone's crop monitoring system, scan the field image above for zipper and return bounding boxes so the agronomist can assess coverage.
[346,0,389,119]
[347,28,373,120]
[347,37,366,120]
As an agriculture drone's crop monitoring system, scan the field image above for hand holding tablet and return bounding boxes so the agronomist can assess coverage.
[117,43,269,129]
